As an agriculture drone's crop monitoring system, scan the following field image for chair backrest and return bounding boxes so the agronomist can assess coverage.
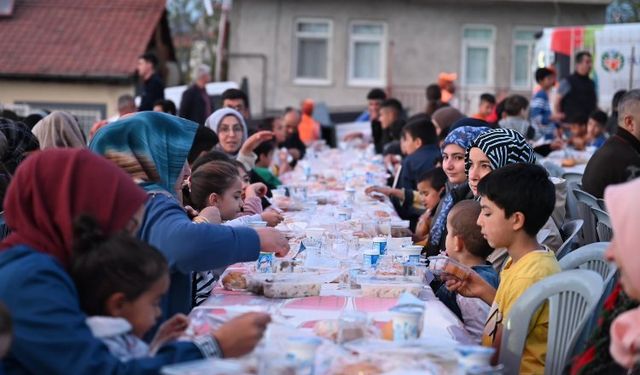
[596,198,606,211]
[556,219,584,260]
[562,172,583,221]
[591,207,613,242]
[558,242,614,280]
[499,269,604,375]
[574,188,599,245]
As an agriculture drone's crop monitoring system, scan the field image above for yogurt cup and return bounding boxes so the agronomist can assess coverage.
[455,345,495,369]
[390,308,423,341]
[372,236,388,255]
[285,336,322,373]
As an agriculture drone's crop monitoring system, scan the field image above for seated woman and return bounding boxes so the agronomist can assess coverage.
[204,108,274,171]
[32,111,86,149]
[0,149,271,374]
[465,128,563,271]
[89,112,289,320]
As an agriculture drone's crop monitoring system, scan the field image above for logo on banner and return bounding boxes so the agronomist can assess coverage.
[601,50,625,72]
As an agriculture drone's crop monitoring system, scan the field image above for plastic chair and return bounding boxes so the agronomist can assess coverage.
[596,198,606,211]
[562,172,583,221]
[574,189,599,245]
[591,207,613,242]
[499,269,604,375]
[558,242,615,281]
[556,219,584,260]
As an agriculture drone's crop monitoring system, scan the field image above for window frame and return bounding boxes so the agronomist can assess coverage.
[460,24,496,88]
[511,27,540,90]
[347,20,387,87]
[293,17,333,86]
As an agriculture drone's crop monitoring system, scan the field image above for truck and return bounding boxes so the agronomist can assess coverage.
[533,23,640,111]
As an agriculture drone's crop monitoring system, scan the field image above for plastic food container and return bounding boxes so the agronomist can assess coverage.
[263,279,321,298]
[358,276,423,298]
[389,245,423,264]
[427,256,472,281]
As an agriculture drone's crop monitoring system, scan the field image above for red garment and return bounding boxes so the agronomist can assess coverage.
[0,149,148,268]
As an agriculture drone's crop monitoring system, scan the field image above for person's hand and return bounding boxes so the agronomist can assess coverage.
[261,210,284,227]
[255,227,289,257]
[184,205,199,220]
[239,131,274,156]
[444,270,495,305]
[365,185,392,197]
[198,206,222,224]
[550,138,565,151]
[150,313,189,353]
[212,312,271,358]
[246,183,268,199]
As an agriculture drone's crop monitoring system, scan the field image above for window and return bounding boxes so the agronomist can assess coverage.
[348,21,386,86]
[512,28,538,89]
[294,19,332,84]
[461,25,495,87]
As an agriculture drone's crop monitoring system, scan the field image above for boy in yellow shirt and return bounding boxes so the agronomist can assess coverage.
[446,163,560,374]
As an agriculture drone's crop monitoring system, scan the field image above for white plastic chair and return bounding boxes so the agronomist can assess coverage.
[562,172,583,221]
[574,189,599,245]
[499,269,604,375]
[558,242,615,281]
[556,219,583,260]
[591,207,613,242]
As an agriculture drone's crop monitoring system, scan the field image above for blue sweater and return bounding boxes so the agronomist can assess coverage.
[397,144,440,191]
[0,246,204,375]
[139,194,260,320]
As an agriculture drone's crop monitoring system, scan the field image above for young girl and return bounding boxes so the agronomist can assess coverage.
[413,168,447,244]
[70,215,192,360]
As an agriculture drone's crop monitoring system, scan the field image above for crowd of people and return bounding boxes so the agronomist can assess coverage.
[0,48,638,374]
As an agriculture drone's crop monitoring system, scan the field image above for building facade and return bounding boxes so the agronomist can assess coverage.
[228,0,608,117]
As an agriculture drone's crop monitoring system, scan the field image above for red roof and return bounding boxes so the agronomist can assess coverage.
[0,0,167,80]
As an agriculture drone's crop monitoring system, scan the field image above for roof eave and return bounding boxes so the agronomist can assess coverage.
[0,72,134,85]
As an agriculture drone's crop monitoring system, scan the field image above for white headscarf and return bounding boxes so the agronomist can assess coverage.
[204,108,248,149]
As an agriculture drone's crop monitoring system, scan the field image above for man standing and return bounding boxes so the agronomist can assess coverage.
[582,90,640,198]
[179,65,213,126]
[555,51,597,125]
[136,52,165,111]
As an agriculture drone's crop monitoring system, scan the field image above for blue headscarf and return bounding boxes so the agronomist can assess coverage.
[441,125,491,153]
[89,112,198,195]
[430,125,490,248]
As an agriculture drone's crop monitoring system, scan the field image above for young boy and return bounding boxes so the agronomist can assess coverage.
[587,110,608,148]
[447,163,559,374]
[499,95,535,140]
[530,68,563,141]
[252,140,282,190]
[567,114,589,150]
[414,168,447,243]
[472,93,496,122]
[434,200,499,342]
[397,119,440,191]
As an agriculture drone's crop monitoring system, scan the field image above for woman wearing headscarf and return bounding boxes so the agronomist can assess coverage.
[0,149,237,373]
[465,128,563,270]
[604,178,640,372]
[32,111,86,149]
[204,108,274,171]
[90,112,288,319]
[424,125,490,256]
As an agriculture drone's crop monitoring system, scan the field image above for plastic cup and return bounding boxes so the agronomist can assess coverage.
[390,308,423,341]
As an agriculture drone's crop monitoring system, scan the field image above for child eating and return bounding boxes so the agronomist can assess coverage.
[413,168,447,243]
[434,200,499,342]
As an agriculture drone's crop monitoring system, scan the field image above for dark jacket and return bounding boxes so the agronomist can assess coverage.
[179,84,212,126]
[280,133,306,162]
[371,120,383,154]
[138,73,165,111]
[379,119,405,155]
[582,127,640,198]
[397,144,441,191]
[561,73,597,122]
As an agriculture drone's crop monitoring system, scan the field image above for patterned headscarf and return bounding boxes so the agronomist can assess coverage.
[449,117,490,132]
[89,112,198,195]
[32,111,86,149]
[0,118,40,174]
[442,125,491,153]
[465,128,536,175]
